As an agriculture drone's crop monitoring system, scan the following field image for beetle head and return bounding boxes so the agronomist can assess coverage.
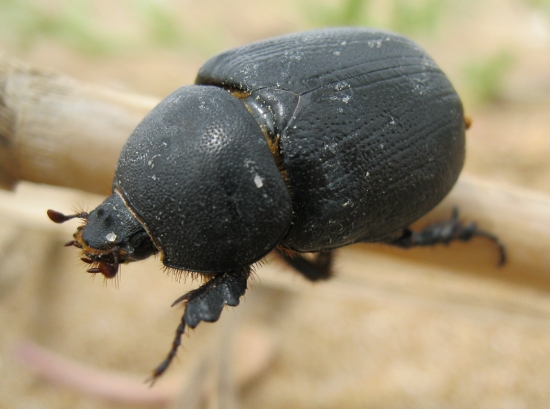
[47,193,158,278]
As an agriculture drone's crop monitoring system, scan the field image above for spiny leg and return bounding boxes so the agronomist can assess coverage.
[147,266,251,385]
[386,208,506,265]
[276,248,334,281]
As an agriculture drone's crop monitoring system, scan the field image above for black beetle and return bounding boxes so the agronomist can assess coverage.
[47,28,505,382]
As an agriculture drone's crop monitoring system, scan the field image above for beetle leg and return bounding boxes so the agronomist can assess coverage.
[386,208,506,265]
[146,266,251,385]
[276,249,333,281]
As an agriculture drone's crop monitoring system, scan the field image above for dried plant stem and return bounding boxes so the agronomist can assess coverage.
[0,54,159,194]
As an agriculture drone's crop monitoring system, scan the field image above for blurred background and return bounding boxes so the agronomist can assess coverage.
[1,0,550,408]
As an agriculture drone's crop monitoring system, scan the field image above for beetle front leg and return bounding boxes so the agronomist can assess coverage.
[386,208,506,265]
[147,266,251,384]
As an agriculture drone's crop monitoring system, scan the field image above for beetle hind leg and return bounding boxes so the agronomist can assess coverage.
[147,266,251,384]
[276,248,334,281]
[386,208,506,265]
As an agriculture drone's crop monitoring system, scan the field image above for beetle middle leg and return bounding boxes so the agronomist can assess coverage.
[147,266,251,384]
[385,208,506,265]
[276,248,334,281]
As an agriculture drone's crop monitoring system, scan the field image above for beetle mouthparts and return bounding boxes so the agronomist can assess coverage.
[85,248,121,279]
[86,261,119,278]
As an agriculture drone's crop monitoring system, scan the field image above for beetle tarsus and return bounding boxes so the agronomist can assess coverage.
[388,208,506,265]
[147,266,251,384]
[145,319,187,386]
[276,249,333,281]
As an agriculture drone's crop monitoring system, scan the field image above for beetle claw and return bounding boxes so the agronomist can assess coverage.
[472,230,507,266]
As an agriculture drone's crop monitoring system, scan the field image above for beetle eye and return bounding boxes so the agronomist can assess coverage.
[128,231,156,260]
[129,231,149,249]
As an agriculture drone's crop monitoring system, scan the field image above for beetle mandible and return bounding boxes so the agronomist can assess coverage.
[47,28,506,382]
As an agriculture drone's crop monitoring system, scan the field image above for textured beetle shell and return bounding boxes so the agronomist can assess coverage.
[197,28,465,251]
[114,86,292,272]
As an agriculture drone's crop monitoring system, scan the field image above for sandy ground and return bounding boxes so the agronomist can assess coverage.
[1,0,550,408]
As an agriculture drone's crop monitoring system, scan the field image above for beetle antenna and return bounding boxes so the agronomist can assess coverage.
[47,209,88,224]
